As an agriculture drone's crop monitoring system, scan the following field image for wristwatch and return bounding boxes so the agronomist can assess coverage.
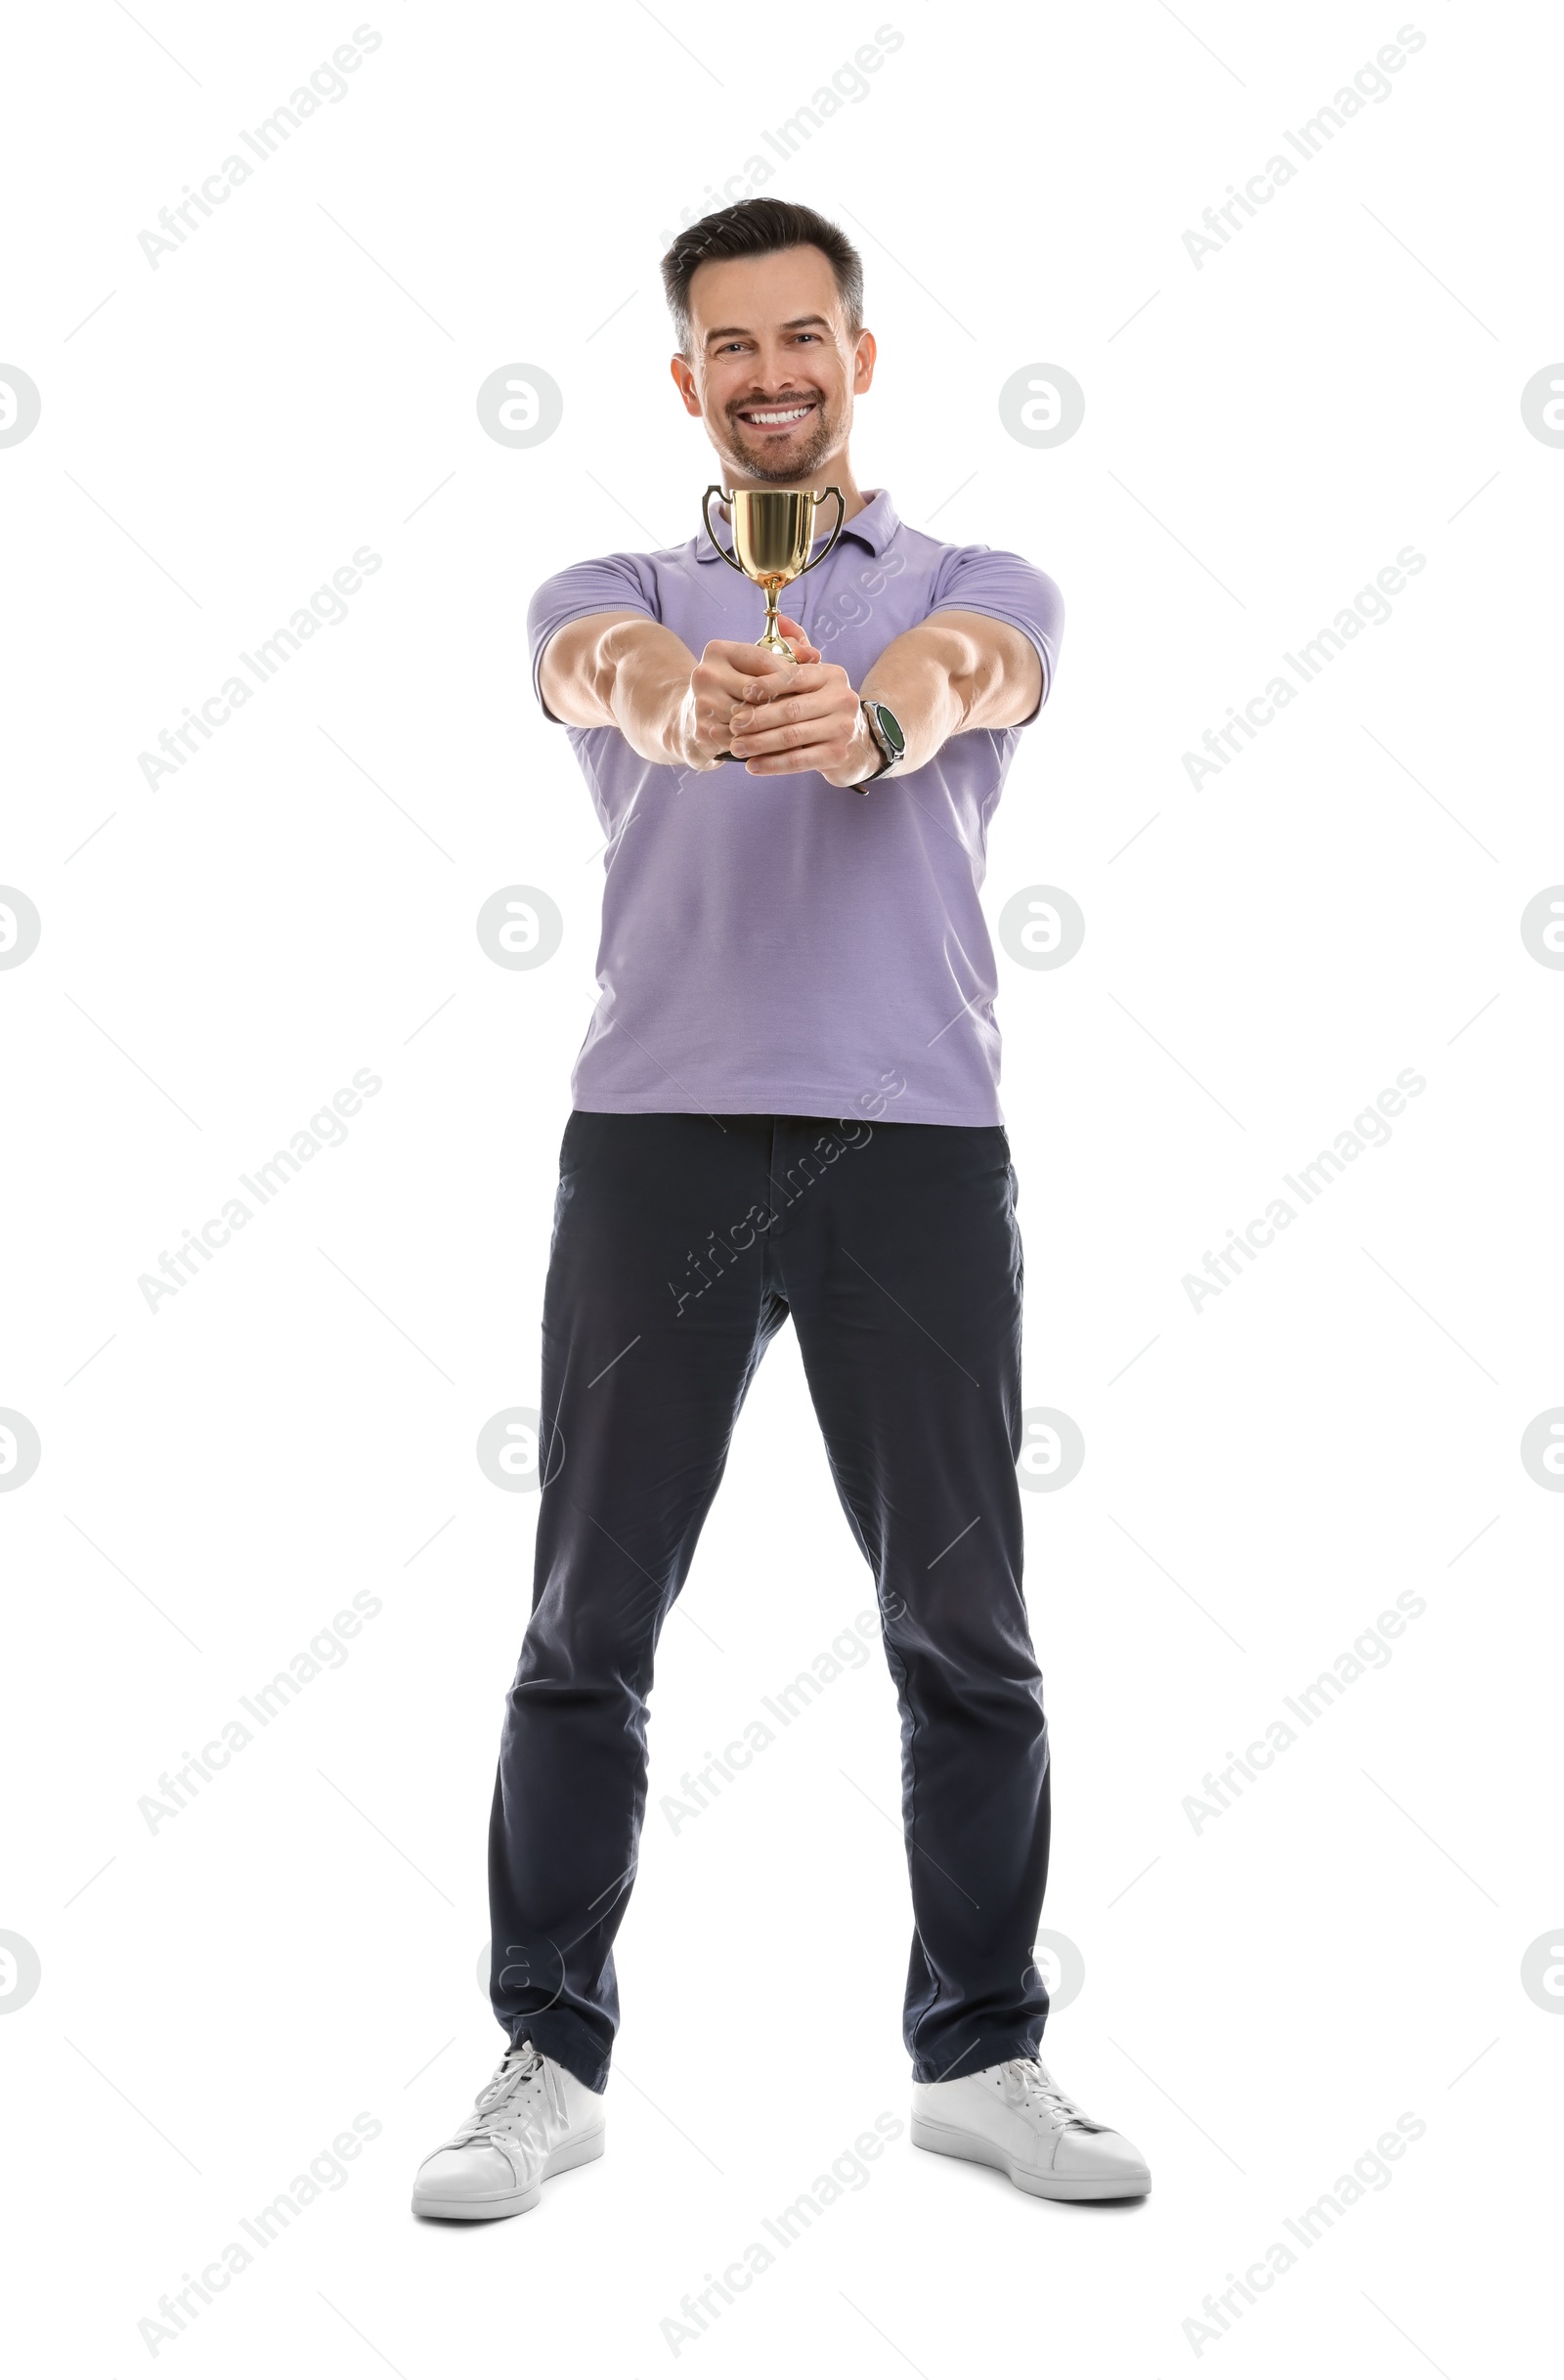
[851,698,906,792]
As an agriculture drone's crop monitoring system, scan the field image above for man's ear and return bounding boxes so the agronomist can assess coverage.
[670,355,704,417]
[852,329,877,395]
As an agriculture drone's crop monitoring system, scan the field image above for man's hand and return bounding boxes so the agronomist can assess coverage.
[671,629,802,770]
[715,616,879,784]
[673,615,871,781]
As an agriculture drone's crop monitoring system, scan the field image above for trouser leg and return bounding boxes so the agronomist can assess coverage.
[487,1111,786,2091]
[770,1114,1051,2084]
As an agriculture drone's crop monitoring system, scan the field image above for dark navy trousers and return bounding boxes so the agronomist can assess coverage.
[487,1111,1052,2091]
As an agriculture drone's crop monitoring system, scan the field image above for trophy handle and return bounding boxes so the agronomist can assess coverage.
[795,486,847,576]
[701,485,747,573]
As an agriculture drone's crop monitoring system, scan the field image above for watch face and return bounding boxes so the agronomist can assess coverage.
[872,702,905,756]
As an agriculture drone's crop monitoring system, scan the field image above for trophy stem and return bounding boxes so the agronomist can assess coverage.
[757,579,793,657]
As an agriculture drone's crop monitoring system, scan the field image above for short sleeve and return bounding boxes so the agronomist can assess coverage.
[527,551,661,722]
[926,544,1064,726]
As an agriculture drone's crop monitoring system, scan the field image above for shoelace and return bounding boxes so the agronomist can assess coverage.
[997,2057,1103,2131]
[437,2040,568,2181]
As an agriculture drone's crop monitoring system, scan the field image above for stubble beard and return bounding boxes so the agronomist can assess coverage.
[718,397,843,488]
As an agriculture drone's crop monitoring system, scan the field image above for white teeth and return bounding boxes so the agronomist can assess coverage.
[744,405,812,424]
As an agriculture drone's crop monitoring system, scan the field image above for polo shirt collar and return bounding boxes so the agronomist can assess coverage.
[695,485,898,560]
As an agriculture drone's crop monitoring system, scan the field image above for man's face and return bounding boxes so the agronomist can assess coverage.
[672,243,875,486]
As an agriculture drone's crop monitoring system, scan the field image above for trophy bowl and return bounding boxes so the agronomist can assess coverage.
[701,484,847,656]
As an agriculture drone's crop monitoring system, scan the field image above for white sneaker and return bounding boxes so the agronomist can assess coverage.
[912,2055,1151,2201]
[411,2037,605,2221]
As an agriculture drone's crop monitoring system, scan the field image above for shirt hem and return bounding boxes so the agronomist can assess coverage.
[570,1090,1003,1128]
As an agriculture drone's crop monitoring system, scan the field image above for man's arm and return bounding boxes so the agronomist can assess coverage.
[863,609,1042,770]
[724,609,1043,785]
[538,608,842,773]
[538,605,1043,785]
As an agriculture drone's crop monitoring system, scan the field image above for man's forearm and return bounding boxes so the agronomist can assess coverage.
[543,611,833,772]
[858,609,1043,777]
[543,612,699,764]
[540,604,1043,787]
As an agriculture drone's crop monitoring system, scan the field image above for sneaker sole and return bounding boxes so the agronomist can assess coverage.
[411,2124,606,2221]
[910,2112,1150,2202]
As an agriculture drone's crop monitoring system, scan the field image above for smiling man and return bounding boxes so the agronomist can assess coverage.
[412,196,1151,2223]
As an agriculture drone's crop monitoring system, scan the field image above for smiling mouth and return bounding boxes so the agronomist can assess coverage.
[734,399,819,430]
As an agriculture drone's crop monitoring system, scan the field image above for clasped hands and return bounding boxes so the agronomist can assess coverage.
[674,614,880,787]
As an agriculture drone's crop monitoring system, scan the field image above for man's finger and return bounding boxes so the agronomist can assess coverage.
[716,641,806,680]
[729,705,858,755]
[695,657,794,708]
[730,682,848,721]
[744,744,855,775]
[695,640,799,685]
[734,729,855,760]
[774,615,821,664]
[731,663,846,704]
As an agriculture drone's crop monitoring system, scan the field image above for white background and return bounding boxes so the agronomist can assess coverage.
[2,1,1559,2372]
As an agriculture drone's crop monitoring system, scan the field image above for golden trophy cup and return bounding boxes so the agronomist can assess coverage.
[701,483,847,657]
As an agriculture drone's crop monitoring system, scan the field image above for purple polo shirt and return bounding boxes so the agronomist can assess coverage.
[527,487,1063,1126]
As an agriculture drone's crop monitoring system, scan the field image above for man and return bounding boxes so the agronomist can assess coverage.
[413,197,1150,2221]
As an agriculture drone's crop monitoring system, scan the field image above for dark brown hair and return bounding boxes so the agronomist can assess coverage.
[661,198,864,356]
